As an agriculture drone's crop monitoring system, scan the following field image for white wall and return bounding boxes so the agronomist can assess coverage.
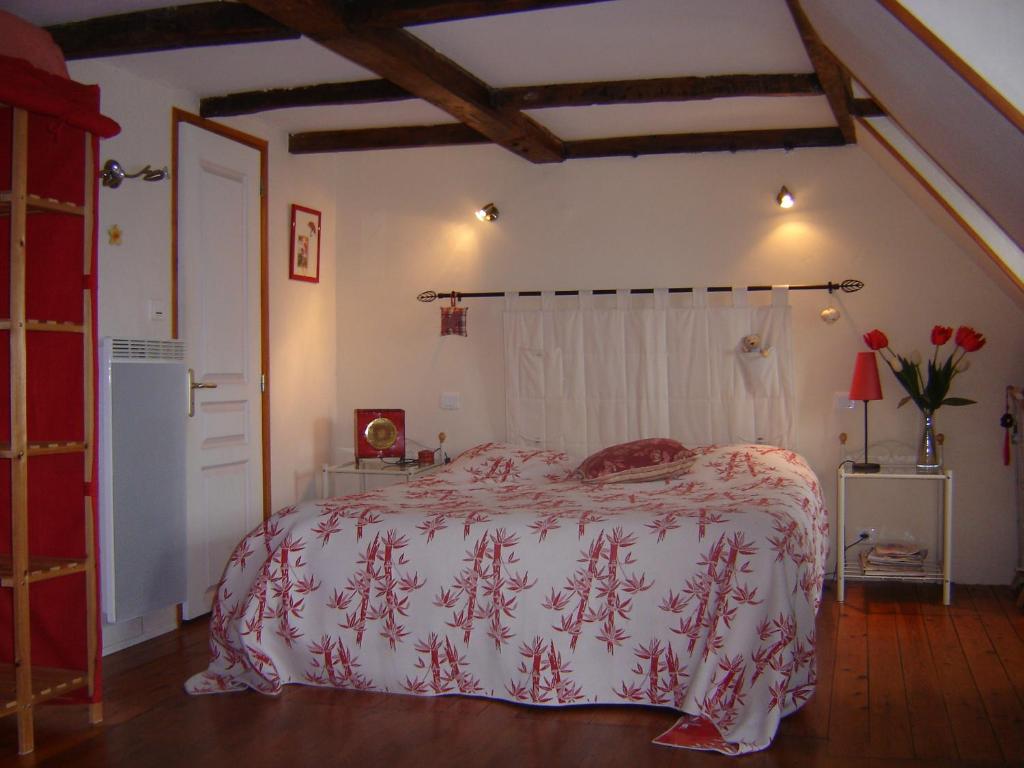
[70,61,190,341]
[69,61,338,650]
[330,143,1024,585]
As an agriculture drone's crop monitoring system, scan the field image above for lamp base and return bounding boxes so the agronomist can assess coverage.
[851,461,880,474]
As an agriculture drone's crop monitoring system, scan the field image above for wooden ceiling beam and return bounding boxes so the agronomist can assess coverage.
[564,127,845,159]
[290,124,845,157]
[784,0,856,143]
[498,73,823,109]
[344,1,614,28]
[201,72,829,118]
[850,98,885,118]
[290,123,488,153]
[239,0,565,163]
[202,80,412,118]
[45,3,297,60]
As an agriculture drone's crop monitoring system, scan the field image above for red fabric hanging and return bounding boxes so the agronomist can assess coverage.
[441,292,468,337]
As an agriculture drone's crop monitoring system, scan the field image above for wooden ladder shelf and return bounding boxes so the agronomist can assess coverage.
[1,104,102,754]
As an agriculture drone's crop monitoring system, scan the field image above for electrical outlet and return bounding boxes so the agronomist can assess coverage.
[834,391,855,411]
[856,527,878,543]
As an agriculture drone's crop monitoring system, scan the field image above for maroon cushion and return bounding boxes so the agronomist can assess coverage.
[575,438,696,484]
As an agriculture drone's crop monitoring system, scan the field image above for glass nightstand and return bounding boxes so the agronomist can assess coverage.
[836,463,953,605]
[322,459,442,497]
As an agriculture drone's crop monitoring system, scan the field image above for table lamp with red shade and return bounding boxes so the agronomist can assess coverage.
[849,351,883,473]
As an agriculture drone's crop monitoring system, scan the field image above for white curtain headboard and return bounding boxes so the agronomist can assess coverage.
[504,287,795,455]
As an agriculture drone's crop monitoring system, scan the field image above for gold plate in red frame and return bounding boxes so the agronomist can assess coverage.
[354,409,405,465]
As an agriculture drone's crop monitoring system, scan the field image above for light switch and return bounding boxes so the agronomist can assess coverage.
[148,299,167,322]
[440,392,461,410]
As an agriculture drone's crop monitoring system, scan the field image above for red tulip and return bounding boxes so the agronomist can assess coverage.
[954,326,986,352]
[930,325,953,345]
[863,329,888,350]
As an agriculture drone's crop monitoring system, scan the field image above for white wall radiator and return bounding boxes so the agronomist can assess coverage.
[99,338,187,623]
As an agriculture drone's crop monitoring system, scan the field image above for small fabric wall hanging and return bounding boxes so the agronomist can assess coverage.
[440,292,468,336]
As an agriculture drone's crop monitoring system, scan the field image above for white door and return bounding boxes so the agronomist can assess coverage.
[178,123,263,619]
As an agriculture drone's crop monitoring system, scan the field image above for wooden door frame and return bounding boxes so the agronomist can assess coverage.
[170,108,271,520]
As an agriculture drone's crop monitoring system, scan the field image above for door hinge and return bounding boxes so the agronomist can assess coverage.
[260,373,266,393]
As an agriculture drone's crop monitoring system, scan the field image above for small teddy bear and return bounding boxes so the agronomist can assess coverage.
[741,334,771,357]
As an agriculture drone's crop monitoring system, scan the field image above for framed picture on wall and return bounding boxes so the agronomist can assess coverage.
[290,204,321,283]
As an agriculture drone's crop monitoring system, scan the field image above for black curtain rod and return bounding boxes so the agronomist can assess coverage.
[417,279,863,303]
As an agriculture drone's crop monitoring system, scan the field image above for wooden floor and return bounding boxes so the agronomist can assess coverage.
[1,582,1022,767]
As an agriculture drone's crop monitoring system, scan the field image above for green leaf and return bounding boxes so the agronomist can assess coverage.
[882,344,976,413]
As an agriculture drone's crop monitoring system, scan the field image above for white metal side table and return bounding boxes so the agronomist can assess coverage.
[322,460,441,497]
[836,464,953,605]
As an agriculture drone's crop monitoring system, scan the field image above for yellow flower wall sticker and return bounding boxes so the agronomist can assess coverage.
[107,224,122,245]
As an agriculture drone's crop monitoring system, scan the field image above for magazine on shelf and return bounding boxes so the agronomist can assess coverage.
[871,542,927,558]
[859,551,925,574]
[859,543,928,574]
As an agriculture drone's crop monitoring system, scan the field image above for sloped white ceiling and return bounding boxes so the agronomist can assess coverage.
[900,0,1024,115]
[858,118,1024,309]
[801,0,1024,253]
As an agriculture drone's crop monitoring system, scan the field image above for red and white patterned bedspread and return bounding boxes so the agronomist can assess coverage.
[186,443,828,754]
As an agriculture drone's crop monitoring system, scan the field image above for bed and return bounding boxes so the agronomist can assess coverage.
[186,442,827,754]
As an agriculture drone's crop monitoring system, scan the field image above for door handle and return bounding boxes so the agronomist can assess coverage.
[187,368,218,417]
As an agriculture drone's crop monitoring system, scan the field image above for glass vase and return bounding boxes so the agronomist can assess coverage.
[916,410,941,473]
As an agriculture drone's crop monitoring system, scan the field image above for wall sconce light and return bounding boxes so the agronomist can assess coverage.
[776,186,795,209]
[474,202,499,222]
[100,159,170,189]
